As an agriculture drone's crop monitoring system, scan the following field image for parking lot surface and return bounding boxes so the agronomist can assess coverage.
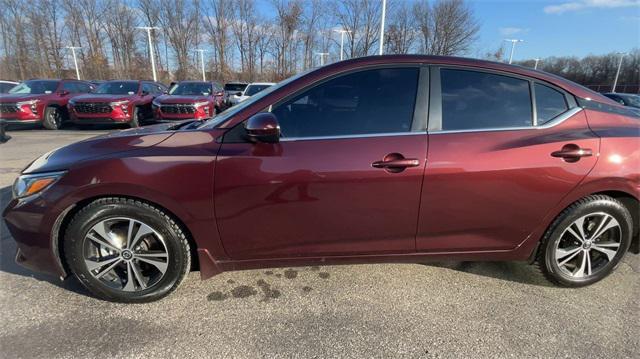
[1,129,638,358]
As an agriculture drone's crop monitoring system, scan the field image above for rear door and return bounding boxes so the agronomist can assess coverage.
[417,67,599,252]
[215,67,429,259]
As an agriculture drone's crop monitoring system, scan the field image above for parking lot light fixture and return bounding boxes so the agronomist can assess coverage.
[534,58,540,69]
[334,29,352,61]
[136,26,160,82]
[504,39,524,64]
[379,0,387,55]
[315,52,329,66]
[612,52,626,93]
[194,49,207,81]
[65,46,81,80]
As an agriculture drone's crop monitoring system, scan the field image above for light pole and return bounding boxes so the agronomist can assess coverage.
[379,0,387,55]
[534,58,540,69]
[334,29,351,61]
[194,49,207,81]
[315,52,329,66]
[65,46,81,80]
[136,26,160,81]
[612,52,626,93]
[504,39,524,64]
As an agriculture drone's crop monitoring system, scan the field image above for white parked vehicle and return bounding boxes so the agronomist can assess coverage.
[228,82,275,105]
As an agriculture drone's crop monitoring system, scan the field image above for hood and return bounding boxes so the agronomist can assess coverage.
[156,95,209,104]
[22,122,179,174]
[71,93,137,103]
[0,93,50,103]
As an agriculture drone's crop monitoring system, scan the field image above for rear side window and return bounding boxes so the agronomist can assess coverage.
[76,82,93,93]
[272,67,419,138]
[62,82,79,93]
[440,69,532,131]
[535,83,568,125]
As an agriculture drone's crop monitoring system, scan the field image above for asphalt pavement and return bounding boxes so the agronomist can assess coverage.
[0,128,638,358]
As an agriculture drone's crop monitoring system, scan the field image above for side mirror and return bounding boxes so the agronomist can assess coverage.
[235,92,243,96]
[141,90,150,96]
[245,112,280,143]
[59,90,70,96]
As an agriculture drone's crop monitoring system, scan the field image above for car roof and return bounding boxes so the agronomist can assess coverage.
[248,82,276,86]
[321,55,618,105]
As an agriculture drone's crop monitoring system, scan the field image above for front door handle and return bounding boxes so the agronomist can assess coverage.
[372,153,420,173]
[551,144,593,163]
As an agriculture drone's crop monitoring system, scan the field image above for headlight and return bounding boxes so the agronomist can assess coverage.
[193,101,208,108]
[13,171,66,199]
[152,99,161,107]
[16,100,40,114]
[109,100,129,109]
[68,99,76,106]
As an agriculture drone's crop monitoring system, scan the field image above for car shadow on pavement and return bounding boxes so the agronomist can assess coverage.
[424,261,555,287]
[0,186,88,296]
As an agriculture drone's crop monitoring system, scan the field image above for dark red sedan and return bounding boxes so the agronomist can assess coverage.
[3,56,639,303]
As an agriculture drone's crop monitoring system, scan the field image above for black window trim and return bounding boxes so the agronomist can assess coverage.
[266,64,429,142]
[428,65,580,134]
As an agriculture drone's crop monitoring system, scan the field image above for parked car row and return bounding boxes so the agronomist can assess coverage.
[0,79,274,130]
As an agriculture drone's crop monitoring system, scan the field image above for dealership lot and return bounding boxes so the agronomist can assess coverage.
[0,129,638,358]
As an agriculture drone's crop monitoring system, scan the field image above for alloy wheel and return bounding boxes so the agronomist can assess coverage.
[555,212,622,278]
[82,217,169,292]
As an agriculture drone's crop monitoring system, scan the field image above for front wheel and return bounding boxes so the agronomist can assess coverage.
[43,106,65,130]
[63,198,191,302]
[129,107,142,128]
[537,195,632,287]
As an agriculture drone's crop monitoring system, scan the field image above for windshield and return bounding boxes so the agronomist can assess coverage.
[245,84,272,96]
[200,69,313,129]
[224,83,247,92]
[95,81,139,95]
[8,80,59,94]
[170,82,212,96]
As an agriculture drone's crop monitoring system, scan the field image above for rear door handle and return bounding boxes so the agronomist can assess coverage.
[551,144,593,163]
[372,153,420,173]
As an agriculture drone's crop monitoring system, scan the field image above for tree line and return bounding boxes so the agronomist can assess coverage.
[0,0,637,93]
[0,0,479,82]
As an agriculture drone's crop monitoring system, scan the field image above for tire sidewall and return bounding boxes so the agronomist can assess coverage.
[43,106,62,130]
[129,107,141,128]
[64,200,189,302]
[544,198,632,286]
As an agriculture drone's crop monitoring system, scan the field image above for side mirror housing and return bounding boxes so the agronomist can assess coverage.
[245,112,280,143]
[141,90,150,96]
[59,90,70,96]
[235,92,243,96]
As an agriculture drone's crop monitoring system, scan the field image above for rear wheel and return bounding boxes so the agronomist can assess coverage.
[43,106,65,130]
[63,198,191,302]
[537,195,632,287]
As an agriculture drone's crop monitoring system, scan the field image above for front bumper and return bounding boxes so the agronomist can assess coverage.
[3,194,69,278]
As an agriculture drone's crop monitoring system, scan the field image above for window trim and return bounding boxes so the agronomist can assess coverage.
[268,64,428,142]
[428,65,578,134]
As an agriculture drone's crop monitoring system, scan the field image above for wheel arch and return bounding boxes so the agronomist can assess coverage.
[593,190,639,254]
[55,194,200,278]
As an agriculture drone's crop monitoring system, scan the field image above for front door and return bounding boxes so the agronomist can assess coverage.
[215,67,428,259]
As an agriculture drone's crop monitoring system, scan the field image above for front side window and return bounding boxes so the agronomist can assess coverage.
[245,84,272,96]
[8,80,59,94]
[96,81,139,95]
[62,82,80,93]
[272,68,419,138]
[535,83,568,125]
[440,69,532,131]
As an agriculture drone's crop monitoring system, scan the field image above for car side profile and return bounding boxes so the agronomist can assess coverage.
[152,81,226,122]
[0,79,94,129]
[68,80,168,128]
[3,55,639,303]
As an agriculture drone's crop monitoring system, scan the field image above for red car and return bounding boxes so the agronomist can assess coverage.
[152,81,225,122]
[0,79,94,129]
[3,55,639,303]
[68,80,167,128]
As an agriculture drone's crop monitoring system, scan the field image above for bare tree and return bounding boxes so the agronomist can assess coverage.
[271,0,303,78]
[156,0,200,80]
[204,0,234,79]
[333,0,381,58]
[385,1,417,55]
[414,0,479,56]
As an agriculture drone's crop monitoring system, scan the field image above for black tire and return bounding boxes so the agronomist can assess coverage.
[63,197,191,303]
[43,106,65,130]
[129,107,142,128]
[537,195,633,287]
